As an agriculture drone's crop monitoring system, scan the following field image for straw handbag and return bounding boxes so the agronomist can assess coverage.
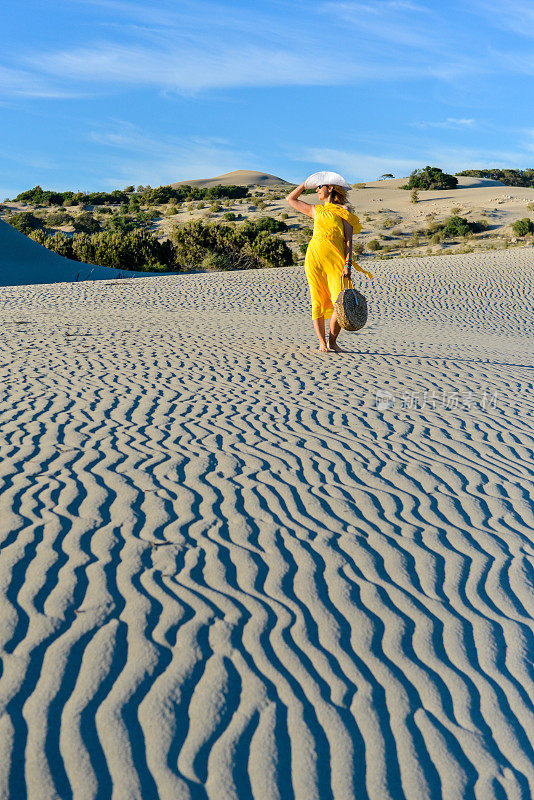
[334,274,368,331]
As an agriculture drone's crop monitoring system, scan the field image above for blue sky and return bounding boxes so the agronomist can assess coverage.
[1,0,533,197]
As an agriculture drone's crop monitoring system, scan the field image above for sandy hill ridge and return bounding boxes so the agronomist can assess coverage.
[171,169,291,188]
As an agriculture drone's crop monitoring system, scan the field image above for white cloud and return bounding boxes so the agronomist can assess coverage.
[297,142,534,182]
[0,64,83,99]
[474,1,534,37]
[296,148,420,181]
[3,0,534,101]
[412,118,475,129]
[20,0,498,96]
[86,121,259,186]
[320,0,435,49]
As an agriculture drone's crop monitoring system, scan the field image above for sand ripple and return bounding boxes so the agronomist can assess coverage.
[0,248,533,799]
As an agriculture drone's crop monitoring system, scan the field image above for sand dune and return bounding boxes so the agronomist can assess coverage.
[0,219,150,286]
[171,169,290,188]
[0,247,533,799]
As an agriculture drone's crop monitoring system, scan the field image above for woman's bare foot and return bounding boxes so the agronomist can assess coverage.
[328,334,344,353]
[318,342,329,353]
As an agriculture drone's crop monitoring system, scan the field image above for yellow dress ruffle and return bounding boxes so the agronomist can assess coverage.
[304,202,374,320]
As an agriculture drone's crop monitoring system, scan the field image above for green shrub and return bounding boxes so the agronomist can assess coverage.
[72,229,174,269]
[223,212,236,221]
[73,212,101,233]
[29,228,174,270]
[367,239,381,251]
[456,168,534,188]
[410,189,419,203]
[512,217,534,236]
[442,215,472,237]
[241,217,287,236]
[249,231,293,268]
[6,212,43,235]
[171,219,292,271]
[352,241,364,254]
[431,232,443,244]
[46,211,73,227]
[201,252,232,271]
[106,214,138,233]
[30,230,75,258]
[14,183,249,212]
[210,202,222,212]
[404,166,458,190]
[280,212,288,219]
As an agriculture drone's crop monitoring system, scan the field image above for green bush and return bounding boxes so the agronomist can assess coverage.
[403,166,458,190]
[241,217,287,236]
[106,214,139,233]
[512,218,534,236]
[29,228,174,270]
[352,241,364,254]
[210,202,222,212]
[201,252,233,271]
[30,230,75,259]
[6,212,43,235]
[223,212,236,221]
[73,229,174,269]
[249,231,293,268]
[73,212,101,233]
[46,211,73,227]
[139,184,248,205]
[171,219,293,271]
[456,168,534,188]
[442,216,472,237]
[367,239,381,251]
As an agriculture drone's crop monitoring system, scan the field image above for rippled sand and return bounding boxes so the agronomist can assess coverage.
[0,248,533,800]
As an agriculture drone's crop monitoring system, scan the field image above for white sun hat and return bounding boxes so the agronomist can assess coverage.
[304,171,352,189]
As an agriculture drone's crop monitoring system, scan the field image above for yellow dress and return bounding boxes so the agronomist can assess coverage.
[304,202,374,320]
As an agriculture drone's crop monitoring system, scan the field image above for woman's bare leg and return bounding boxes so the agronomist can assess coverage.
[313,317,329,352]
[328,310,343,352]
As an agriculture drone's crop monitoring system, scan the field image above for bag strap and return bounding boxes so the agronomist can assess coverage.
[340,274,354,291]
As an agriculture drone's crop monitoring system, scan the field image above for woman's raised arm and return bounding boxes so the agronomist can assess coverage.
[285,182,315,218]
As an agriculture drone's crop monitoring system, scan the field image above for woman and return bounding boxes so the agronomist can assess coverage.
[286,182,373,352]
